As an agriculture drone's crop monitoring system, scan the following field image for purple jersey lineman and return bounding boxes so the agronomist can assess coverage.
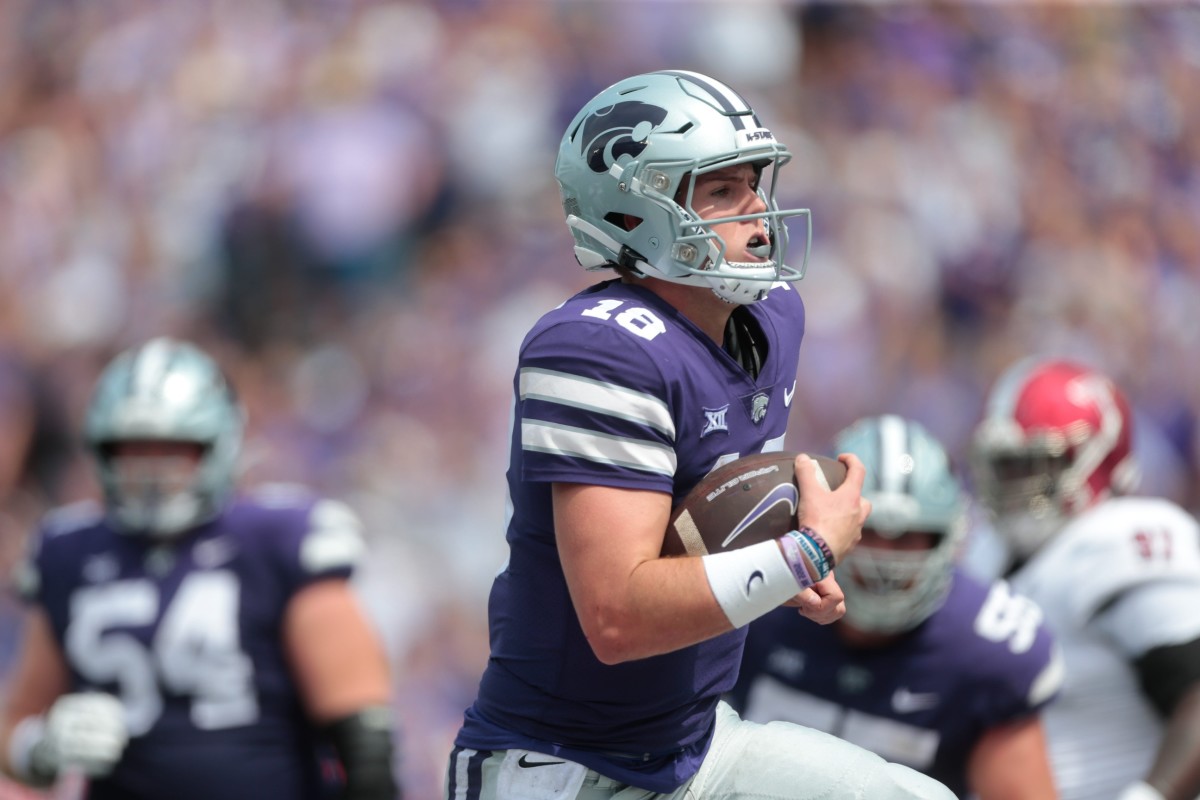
[731,570,1063,798]
[20,485,360,800]
[453,278,806,793]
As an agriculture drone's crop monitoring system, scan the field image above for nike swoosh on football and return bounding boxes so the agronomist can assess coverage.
[721,483,799,548]
[518,755,565,768]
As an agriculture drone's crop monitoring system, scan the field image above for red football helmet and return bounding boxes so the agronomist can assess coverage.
[972,359,1140,558]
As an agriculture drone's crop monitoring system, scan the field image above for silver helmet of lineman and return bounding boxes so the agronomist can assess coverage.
[554,70,811,305]
[85,337,244,537]
[833,415,967,634]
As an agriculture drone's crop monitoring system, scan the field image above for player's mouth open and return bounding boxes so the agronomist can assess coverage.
[745,234,771,261]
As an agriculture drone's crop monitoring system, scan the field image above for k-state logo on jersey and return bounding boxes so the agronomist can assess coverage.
[82,553,120,583]
[702,405,729,438]
[838,665,873,694]
[579,101,669,173]
[749,393,770,425]
[891,687,940,714]
[766,646,806,679]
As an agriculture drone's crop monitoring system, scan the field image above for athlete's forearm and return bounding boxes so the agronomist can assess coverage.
[577,538,814,664]
[1142,683,1200,800]
[572,550,734,664]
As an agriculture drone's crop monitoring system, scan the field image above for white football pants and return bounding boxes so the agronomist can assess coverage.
[445,702,955,800]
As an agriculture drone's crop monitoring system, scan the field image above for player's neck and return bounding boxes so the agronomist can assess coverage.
[633,276,734,344]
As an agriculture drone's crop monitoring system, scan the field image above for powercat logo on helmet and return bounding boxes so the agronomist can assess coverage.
[579,101,669,173]
[739,128,775,145]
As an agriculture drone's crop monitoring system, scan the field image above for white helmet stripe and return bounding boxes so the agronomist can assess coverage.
[129,337,178,398]
[657,70,756,130]
[877,413,910,496]
[987,356,1043,418]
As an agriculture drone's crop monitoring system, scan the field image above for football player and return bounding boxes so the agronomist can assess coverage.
[732,415,1063,798]
[445,71,955,800]
[972,358,1200,800]
[0,338,400,800]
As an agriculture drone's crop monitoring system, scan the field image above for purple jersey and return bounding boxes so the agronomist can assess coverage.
[731,570,1062,798]
[22,486,361,800]
[454,279,806,793]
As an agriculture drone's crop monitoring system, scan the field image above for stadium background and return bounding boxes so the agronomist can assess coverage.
[0,1,1198,797]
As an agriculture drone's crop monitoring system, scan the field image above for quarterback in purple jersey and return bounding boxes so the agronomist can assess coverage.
[0,338,399,800]
[733,416,1062,799]
[447,71,955,800]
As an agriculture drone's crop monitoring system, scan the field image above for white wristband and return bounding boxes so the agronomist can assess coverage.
[702,539,801,628]
[1115,782,1166,800]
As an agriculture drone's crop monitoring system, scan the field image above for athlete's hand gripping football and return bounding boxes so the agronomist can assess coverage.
[784,453,870,624]
[796,452,869,563]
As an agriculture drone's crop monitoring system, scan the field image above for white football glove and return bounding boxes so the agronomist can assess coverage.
[29,693,128,781]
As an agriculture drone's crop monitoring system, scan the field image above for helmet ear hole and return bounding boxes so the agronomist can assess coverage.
[603,212,642,232]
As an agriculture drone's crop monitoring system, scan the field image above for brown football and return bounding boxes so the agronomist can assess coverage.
[661,452,847,557]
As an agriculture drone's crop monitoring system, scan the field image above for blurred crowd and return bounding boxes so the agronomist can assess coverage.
[1,1,1198,797]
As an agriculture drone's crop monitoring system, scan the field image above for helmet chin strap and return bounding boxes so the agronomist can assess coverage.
[706,257,781,304]
[565,215,624,271]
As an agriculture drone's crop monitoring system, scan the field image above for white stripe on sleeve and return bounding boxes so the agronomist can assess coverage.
[521,420,676,477]
[519,367,675,439]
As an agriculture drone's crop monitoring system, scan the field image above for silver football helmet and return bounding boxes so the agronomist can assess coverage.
[833,415,967,634]
[85,337,244,537]
[555,70,811,304]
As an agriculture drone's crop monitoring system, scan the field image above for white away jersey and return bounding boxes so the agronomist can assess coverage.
[1009,496,1200,800]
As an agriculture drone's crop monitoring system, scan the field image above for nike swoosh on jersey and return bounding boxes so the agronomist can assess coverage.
[518,755,566,768]
[891,687,940,713]
[783,380,796,408]
[193,537,237,568]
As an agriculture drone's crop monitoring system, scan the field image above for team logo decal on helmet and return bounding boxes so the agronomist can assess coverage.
[580,101,669,174]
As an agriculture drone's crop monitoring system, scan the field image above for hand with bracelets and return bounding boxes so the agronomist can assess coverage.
[778,453,870,624]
